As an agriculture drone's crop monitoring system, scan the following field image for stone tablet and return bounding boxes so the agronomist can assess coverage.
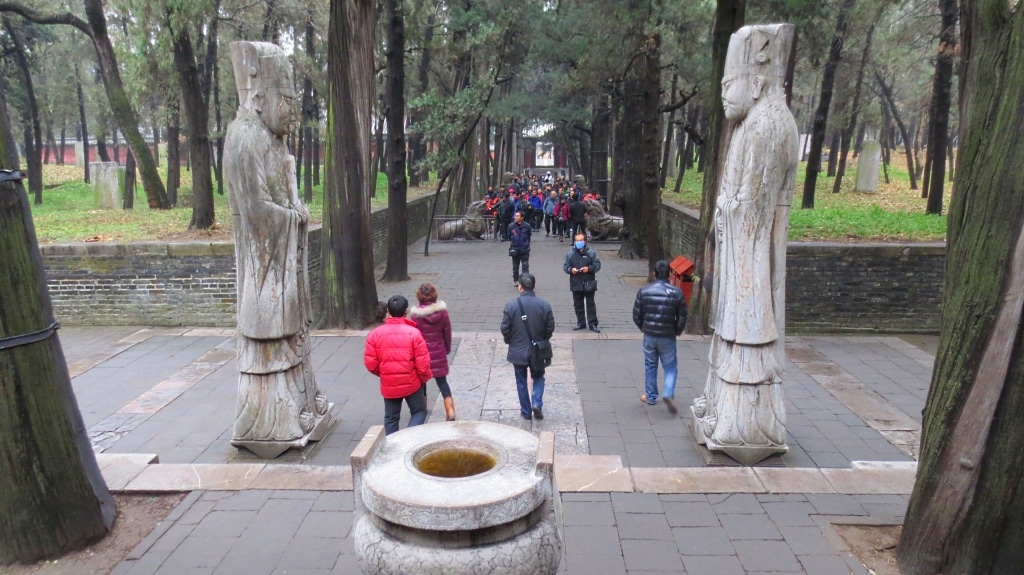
[224,41,332,459]
[91,162,121,209]
[855,140,881,192]
[691,23,799,465]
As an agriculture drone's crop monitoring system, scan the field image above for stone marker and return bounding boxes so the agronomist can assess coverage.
[75,141,85,167]
[691,23,799,466]
[91,162,122,209]
[352,422,563,575]
[855,140,881,192]
[224,41,333,459]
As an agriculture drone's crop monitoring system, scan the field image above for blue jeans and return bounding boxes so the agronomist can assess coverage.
[643,334,678,403]
[514,364,545,418]
[383,385,427,434]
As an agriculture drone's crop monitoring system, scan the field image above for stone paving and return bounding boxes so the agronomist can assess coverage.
[54,234,936,574]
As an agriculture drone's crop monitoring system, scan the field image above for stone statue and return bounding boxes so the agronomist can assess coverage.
[582,198,624,241]
[436,200,489,240]
[691,24,798,465]
[225,41,332,459]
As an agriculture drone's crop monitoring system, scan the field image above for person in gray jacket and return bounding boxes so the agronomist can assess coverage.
[633,260,688,413]
[500,273,556,420]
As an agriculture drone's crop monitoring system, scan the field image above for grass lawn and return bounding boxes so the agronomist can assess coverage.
[664,154,949,242]
[27,153,949,244]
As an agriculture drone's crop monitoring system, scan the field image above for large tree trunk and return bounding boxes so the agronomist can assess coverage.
[406,13,434,188]
[897,3,1024,572]
[2,17,43,204]
[171,27,215,229]
[302,9,315,203]
[659,73,678,190]
[590,97,611,196]
[319,0,379,328]
[75,67,90,184]
[0,80,115,567]
[618,31,663,265]
[81,0,169,209]
[801,0,856,209]
[166,100,180,206]
[686,0,744,335]
[383,0,409,282]
[924,0,957,215]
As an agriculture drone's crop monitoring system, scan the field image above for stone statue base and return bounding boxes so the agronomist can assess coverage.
[231,404,335,459]
[690,405,787,466]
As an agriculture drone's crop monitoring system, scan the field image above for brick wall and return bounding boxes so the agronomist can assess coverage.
[43,193,446,327]
[660,201,945,333]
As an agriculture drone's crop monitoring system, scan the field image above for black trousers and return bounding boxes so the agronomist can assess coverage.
[572,289,598,327]
[572,221,588,238]
[512,251,530,280]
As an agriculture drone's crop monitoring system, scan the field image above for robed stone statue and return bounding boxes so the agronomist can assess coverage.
[225,41,332,459]
[691,24,799,465]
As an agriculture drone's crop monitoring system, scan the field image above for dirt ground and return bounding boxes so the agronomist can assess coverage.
[0,493,188,575]
[836,524,902,575]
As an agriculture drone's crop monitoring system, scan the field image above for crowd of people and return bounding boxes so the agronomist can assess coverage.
[484,172,607,242]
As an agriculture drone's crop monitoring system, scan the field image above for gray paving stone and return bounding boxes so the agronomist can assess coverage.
[683,554,746,575]
[620,539,685,572]
[615,513,673,541]
[565,552,627,575]
[777,525,834,555]
[799,553,865,574]
[191,510,258,538]
[562,500,616,526]
[673,526,736,556]
[663,501,720,528]
[709,493,763,514]
[733,539,803,572]
[806,494,869,516]
[611,492,665,514]
[760,501,818,527]
[563,525,622,556]
[213,490,272,511]
[718,513,783,540]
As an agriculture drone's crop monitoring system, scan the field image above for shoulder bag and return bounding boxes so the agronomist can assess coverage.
[516,298,553,371]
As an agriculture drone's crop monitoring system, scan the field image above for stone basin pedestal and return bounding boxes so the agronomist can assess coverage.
[351,422,563,575]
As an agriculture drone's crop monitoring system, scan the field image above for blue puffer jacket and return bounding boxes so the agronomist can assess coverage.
[632,279,688,338]
[509,222,532,253]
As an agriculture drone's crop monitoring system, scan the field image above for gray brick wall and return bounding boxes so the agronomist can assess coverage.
[660,202,945,333]
[43,193,447,327]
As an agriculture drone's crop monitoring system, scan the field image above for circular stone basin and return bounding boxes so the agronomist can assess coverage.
[414,442,499,478]
[360,422,546,531]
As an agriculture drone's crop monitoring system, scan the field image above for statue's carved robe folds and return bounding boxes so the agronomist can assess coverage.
[226,110,326,447]
[694,92,798,465]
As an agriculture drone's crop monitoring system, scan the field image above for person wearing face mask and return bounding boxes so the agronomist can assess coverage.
[563,233,602,332]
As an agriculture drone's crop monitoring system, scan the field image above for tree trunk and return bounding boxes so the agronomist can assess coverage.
[75,67,89,184]
[166,100,180,206]
[2,18,43,204]
[0,83,115,567]
[832,13,878,194]
[406,14,434,188]
[801,0,856,209]
[151,122,159,167]
[122,149,135,209]
[686,0,744,335]
[81,0,169,209]
[659,73,678,189]
[302,9,315,203]
[319,0,379,329]
[383,0,409,282]
[924,0,957,216]
[826,130,840,177]
[171,27,214,229]
[897,3,1024,572]
[879,95,891,184]
[591,97,611,197]
[371,105,385,197]
[876,70,918,190]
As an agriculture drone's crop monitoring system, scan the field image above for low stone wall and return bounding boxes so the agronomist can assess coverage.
[43,193,446,327]
[660,201,945,333]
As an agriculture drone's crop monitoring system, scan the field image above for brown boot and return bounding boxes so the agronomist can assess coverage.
[443,397,457,421]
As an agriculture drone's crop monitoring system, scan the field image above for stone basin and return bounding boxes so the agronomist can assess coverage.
[351,421,563,575]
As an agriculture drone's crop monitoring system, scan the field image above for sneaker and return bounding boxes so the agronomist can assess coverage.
[532,406,544,420]
[663,397,678,414]
[640,394,656,406]
[573,324,586,331]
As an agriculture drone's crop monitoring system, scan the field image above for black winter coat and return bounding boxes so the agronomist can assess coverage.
[633,279,688,337]
[500,291,555,365]
[563,247,601,292]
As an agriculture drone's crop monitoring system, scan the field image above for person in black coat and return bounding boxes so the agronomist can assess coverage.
[633,260,688,413]
[499,274,555,420]
[508,211,532,283]
[567,193,588,238]
[563,234,602,332]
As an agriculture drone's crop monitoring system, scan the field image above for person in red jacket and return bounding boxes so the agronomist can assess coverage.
[410,283,456,421]
[364,295,433,434]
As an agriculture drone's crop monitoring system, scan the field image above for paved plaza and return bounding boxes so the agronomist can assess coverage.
[58,234,935,574]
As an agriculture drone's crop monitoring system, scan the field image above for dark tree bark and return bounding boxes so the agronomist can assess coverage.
[833,12,879,194]
[686,0,744,335]
[319,0,379,328]
[302,8,315,203]
[122,149,135,209]
[407,12,434,188]
[801,0,856,209]
[659,73,678,189]
[0,80,115,567]
[876,70,918,190]
[590,96,611,196]
[371,101,385,197]
[897,2,1024,572]
[924,0,957,215]
[75,65,89,184]
[171,25,214,229]
[166,99,180,206]
[3,17,42,204]
[383,0,409,282]
[826,130,840,176]
[151,122,159,167]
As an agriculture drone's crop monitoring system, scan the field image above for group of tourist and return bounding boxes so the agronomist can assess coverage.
[485,173,606,242]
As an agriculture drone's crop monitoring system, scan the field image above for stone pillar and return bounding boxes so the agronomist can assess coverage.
[91,162,122,209]
[855,140,881,192]
[75,142,85,168]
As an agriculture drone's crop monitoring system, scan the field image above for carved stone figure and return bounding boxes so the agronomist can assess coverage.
[437,200,489,240]
[691,24,798,465]
[225,41,332,459]
[582,198,624,241]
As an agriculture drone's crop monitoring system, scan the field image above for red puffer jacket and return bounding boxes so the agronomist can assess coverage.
[409,301,451,378]
[364,317,433,399]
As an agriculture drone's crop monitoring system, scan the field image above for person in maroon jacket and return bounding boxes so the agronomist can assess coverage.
[364,295,433,434]
[410,283,457,421]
